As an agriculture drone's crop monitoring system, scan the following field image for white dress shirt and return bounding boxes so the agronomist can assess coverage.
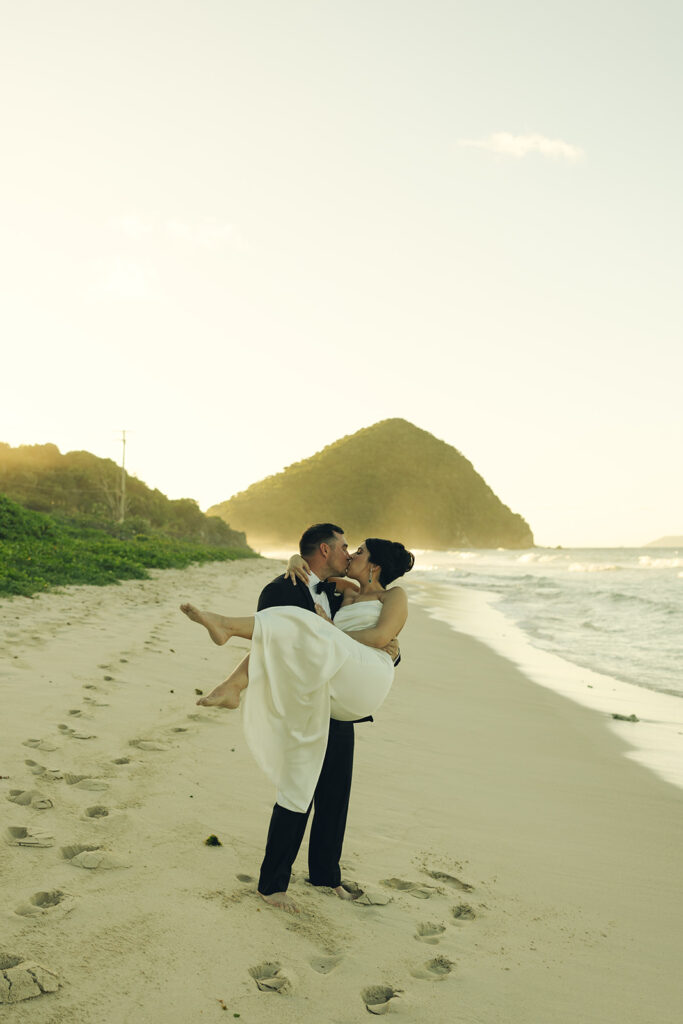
[307,570,332,619]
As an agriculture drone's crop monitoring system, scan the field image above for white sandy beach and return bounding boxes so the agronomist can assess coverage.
[2,557,683,1023]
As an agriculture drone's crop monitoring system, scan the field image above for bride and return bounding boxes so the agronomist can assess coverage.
[180,537,414,813]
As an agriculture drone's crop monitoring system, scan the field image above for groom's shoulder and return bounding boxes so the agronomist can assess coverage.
[257,574,309,611]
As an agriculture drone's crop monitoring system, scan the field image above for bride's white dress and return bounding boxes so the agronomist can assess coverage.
[241,601,394,813]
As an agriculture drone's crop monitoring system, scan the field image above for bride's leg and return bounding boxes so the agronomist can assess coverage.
[197,654,250,709]
[180,603,254,646]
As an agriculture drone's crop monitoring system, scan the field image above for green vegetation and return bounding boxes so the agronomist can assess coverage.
[209,419,534,551]
[0,442,248,549]
[0,494,258,597]
[0,442,257,598]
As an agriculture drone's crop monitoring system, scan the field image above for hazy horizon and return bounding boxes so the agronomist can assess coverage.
[2,1,681,548]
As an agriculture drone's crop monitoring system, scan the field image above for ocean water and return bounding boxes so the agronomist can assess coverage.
[410,547,682,697]
[406,547,683,790]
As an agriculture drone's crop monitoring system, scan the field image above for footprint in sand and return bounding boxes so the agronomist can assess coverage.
[83,805,109,819]
[6,827,54,849]
[310,954,343,975]
[248,961,296,994]
[58,725,96,740]
[361,984,401,1014]
[410,956,454,982]
[112,757,131,765]
[0,954,60,1004]
[7,790,53,810]
[62,774,108,791]
[424,869,474,892]
[380,877,435,899]
[351,885,392,906]
[236,874,255,883]
[452,903,476,921]
[22,739,58,752]
[14,890,76,918]
[415,921,447,944]
[61,844,127,870]
[128,739,171,751]
[24,760,61,780]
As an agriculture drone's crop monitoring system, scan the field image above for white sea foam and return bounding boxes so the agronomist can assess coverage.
[568,562,621,572]
[638,555,683,569]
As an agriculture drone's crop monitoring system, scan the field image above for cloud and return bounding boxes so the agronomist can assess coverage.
[458,132,584,162]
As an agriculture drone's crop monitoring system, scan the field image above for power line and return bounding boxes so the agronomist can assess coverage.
[119,430,127,523]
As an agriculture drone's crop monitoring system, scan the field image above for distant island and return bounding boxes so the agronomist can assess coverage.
[645,536,683,548]
[209,418,534,551]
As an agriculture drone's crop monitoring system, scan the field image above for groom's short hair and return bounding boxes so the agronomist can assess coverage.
[299,523,344,557]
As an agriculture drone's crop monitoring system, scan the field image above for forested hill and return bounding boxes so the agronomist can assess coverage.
[209,419,534,550]
[0,442,248,548]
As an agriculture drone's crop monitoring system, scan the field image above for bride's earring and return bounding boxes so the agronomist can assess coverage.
[368,569,373,584]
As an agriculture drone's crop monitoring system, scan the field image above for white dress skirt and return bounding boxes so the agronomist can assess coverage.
[241,601,394,813]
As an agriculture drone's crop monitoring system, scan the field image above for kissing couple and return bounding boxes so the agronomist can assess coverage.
[181,523,414,913]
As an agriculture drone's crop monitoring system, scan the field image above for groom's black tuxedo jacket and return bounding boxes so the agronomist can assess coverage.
[256,574,372,723]
[256,574,344,617]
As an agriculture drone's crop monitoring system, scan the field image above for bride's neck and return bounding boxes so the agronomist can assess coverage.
[359,582,384,596]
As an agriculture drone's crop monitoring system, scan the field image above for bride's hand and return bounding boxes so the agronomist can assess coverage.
[315,603,333,623]
[382,637,400,662]
[284,554,312,585]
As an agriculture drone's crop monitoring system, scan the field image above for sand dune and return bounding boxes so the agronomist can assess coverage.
[2,558,683,1022]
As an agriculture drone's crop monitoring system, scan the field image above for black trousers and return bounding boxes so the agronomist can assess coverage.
[258,719,355,895]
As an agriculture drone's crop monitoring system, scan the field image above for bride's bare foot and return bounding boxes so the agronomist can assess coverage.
[180,603,233,645]
[196,678,244,709]
[259,891,300,914]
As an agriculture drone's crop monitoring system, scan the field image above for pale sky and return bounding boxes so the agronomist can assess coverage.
[2,0,681,547]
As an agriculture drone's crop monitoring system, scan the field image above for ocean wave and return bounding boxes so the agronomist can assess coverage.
[606,591,676,611]
[638,556,683,570]
[568,563,622,573]
[411,548,682,700]
[517,552,567,565]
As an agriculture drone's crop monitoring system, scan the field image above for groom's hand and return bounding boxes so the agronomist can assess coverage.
[382,637,400,662]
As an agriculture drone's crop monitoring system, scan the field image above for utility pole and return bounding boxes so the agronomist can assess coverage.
[119,430,127,523]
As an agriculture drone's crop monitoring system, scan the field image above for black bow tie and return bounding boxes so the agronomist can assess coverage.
[315,580,333,594]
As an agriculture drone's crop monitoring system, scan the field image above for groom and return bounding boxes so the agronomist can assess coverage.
[256,522,392,912]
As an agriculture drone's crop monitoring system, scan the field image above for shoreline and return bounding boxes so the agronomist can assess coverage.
[2,558,683,1022]
[407,578,683,792]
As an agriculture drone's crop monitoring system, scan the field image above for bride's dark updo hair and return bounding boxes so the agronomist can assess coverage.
[365,538,415,587]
